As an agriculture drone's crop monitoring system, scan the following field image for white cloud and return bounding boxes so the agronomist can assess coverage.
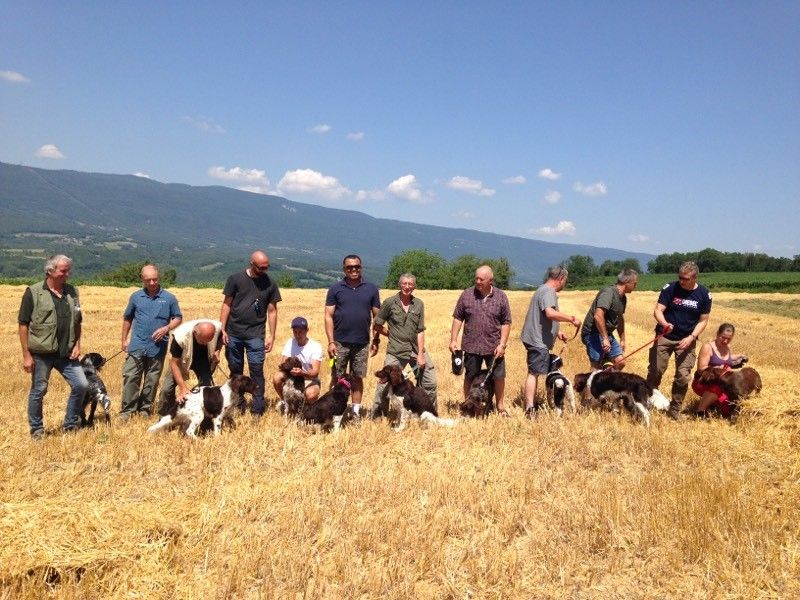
[133,172,151,179]
[308,123,332,134]
[502,175,526,185]
[35,144,64,159]
[1,70,30,84]
[573,181,608,196]
[208,166,269,186]
[451,210,474,219]
[544,190,561,204]
[386,174,422,203]
[181,115,225,134]
[346,131,365,141]
[238,185,273,195]
[278,168,350,200]
[532,220,576,236]
[355,189,385,202]
[538,168,561,180]
[446,175,495,197]
[628,233,649,243]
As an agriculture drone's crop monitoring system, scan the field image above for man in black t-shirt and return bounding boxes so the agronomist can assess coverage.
[646,261,712,419]
[219,250,281,415]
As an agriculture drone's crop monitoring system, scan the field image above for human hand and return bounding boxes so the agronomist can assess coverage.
[69,342,81,361]
[327,342,337,358]
[601,337,611,353]
[221,331,230,346]
[449,340,459,353]
[264,337,274,353]
[416,352,426,369]
[290,367,303,377]
[557,332,568,342]
[151,325,169,343]
[22,353,34,374]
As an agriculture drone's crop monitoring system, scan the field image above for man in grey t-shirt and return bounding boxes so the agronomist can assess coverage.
[520,265,580,419]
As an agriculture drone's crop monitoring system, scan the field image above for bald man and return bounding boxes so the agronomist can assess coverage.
[450,265,512,414]
[157,319,223,412]
[120,263,182,420]
[220,250,281,415]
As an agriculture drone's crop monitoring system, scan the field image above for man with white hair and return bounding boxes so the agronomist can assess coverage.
[18,254,88,439]
[450,265,512,414]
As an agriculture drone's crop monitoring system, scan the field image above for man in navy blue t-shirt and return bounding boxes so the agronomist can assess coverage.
[646,261,712,419]
[324,254,380,417]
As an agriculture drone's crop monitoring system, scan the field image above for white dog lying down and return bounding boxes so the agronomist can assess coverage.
[148,375,256,437]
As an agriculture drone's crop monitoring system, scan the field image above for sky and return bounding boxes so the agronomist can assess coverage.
[2,2,799,258]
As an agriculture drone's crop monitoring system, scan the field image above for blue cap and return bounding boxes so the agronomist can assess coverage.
[291,316,308,329]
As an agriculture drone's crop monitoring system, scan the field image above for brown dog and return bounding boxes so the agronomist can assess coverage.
[696,366,762,420]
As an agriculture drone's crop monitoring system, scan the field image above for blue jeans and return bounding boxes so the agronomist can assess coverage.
[583,331,623,365]
[225,335,265,414]
[27,354,88,434]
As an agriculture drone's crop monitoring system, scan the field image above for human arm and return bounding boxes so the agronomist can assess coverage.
[494,323,511,358]
[416,331,427,367]
[170,357,192,402]
[544,307,581,342]
[69,323,81,360]
[369,305,380,357]
[449,318,463,353]
[695,342,713,371]
[617,314,625,351]
[122,319,132,351]
[592,307,611,353]
[219,295,233,346]
[653,302,674,335]
[324,304,336,358]
[677,312,710,351]
[19,324,34,373]
[265,302,277,352]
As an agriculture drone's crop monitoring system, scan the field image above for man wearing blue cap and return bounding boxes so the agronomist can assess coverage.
[272,316,324,404]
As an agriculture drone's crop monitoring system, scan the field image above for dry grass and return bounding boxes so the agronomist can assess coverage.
[1,285,798,599]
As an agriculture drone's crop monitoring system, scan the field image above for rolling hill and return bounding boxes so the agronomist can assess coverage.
[0,161,653,286]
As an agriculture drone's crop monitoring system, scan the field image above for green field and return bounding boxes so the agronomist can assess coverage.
[572,271,800,293]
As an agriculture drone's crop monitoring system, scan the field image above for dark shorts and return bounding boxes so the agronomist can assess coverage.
[334,342,369,378]
[525,345,550,375]
[464,352,505,380]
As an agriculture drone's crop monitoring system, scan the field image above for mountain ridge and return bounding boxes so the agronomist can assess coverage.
[0,161,653,286]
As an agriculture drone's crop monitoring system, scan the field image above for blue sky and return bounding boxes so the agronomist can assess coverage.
[2,2,798,258]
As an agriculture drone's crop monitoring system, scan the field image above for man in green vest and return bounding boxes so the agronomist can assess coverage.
[18,254,88,439]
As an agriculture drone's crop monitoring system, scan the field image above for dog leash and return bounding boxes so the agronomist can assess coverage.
[558,323,581,357]
[613,330,669,366]
[479,356,497,389]
[103,348,126,364]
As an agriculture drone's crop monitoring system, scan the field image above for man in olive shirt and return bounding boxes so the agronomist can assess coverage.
[580,268,638,370]
[372,273,437,417]
[18,254,88,438]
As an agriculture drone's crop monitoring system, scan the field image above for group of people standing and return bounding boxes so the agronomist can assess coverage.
[18,252,733,439]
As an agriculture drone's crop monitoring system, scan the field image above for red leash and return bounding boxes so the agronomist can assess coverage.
[616,330,668,364]
[558,323,581,356]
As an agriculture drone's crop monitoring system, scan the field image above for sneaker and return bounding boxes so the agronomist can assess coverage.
[31,429,45,441]
[524,406,536,420]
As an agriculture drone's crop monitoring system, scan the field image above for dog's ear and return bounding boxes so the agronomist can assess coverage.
[573,373,588,392]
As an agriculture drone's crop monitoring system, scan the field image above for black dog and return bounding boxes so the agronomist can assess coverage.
[301,373,355,432]
[460,369,495,418]
[80,352,112,427]
[542,354,576,416]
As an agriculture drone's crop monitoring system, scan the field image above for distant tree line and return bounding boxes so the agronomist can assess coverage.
[384,249,514,289]
[561,256,642,287]
[647,248,800,273]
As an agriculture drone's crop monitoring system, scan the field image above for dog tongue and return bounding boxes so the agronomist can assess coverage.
[338,377,352,389]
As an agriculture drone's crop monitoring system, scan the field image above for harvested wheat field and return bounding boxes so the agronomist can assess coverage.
[1,284,798,599]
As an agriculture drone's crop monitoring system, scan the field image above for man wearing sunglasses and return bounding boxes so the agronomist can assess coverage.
[646,261,712,420]
[324,254,381,418]
[220,250,282,416]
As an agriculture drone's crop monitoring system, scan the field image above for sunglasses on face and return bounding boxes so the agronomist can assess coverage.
[344,265,362,271]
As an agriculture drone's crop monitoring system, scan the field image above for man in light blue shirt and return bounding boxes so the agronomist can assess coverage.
[120,264,182,420]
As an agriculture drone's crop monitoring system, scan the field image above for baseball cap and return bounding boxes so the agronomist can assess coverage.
[290,316,308,329]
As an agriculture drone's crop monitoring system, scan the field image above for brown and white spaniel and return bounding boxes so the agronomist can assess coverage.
[374,365,455,431]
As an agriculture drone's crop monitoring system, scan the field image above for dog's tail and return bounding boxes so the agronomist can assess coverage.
[649,389,670,412]
[420,411,457,428]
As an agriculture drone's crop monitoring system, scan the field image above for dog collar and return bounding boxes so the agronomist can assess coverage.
[337,376,352,390]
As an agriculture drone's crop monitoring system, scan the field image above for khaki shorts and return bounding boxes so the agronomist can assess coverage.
[334,342,370,378]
